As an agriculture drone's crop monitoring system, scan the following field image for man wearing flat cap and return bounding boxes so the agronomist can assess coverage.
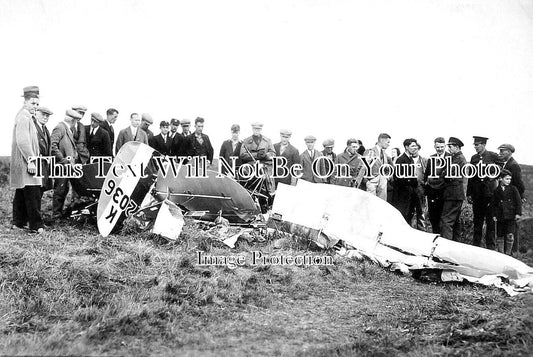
[333,139,366,188]
[498,143,525,200]
[364,133,392,200]
[10,86,45,233]
[85,113,112,157]
[50,109,82,220]
[466,136,500,249]
[219,124,243,175]
[169,119,180,139]
[273,129,300,187]
[71,105,90,164]
[321,139,336,184]
[300,135,327,183]
[171,118,191,156]
[115,113,149,152]
[34,107,53,192]
[439,137,467,241]
[140,113,155,143]
[150,121,172,156]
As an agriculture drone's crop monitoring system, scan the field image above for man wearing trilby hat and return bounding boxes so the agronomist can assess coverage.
[10,86,44,233]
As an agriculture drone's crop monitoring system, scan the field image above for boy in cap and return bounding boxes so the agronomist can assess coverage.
[439,137,467,241]
[273,129,300,187]
[300,135,327,183]
[10,86,44,233]
[492,169,522,255]
[86,112,112,157]
[466,136,500,249]
[219,124,242,175]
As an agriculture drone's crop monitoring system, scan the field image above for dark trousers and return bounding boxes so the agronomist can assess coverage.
[427,193,444,234]
[440,200,462,241]
[53,177,70,218]
[12,185,43,230]
[496,219,516,237]
[412,185,427,231]
[472,196,495,249]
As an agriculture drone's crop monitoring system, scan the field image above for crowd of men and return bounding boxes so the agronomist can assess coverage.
[10,86,525,255]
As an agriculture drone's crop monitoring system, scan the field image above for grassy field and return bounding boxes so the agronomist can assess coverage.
[1,159,533,356]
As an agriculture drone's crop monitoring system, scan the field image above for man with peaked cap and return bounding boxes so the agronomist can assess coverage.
[115,113,149,152]
[85,112,112,157]
[219,124,243,175]
[466,136,500,249]
[300,135,327,183]
[439,137,467,241]
[180,118,192,137]
[364,133,392,200]
[101,108,119,155]
[71,105,90,164]
[50,109,82,220]
[34,106,53,192]
[273,129,300,187]
[333,138,366,188]
[498,143,525,200]
[150,120,172,156]
[140,113,154,142]
[10,86,44,233]
[423,137,450,234]
[321,139,336,184]
[169,118,180,139]
[240,122,277,199]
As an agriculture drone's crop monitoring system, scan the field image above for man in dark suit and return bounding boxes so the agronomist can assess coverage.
[86,112,112,157]
[273,129,300,187]
[392,138,420,223]
[219,124,242,175]
[171,118,191,156]
[150,121,172,156]
[497,143,525,200]
[423,137,450,234]
[439,137,467,241]
[115,113,149,152]
[466,136,500,249]
[34,106,53,192]
[100,108,119,155]
[181,117,214,164]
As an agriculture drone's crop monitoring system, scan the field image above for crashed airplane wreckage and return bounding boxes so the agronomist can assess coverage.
[69,142,533,295]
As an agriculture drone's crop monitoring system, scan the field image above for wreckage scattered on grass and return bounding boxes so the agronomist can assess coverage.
[70,142,533,295]
[269,180,533,296]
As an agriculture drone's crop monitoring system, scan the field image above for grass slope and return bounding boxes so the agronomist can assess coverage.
[1,186,533,356]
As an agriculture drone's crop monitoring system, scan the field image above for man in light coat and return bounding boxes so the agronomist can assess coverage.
[364,133,392,200]
[115,113,149,152]
[50,109,81,219]
[10,86,44,233]
[300,135,327,183]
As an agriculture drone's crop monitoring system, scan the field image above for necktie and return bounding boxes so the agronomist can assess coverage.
[380,149,384,163]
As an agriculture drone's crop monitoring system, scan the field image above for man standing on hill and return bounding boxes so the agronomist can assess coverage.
[50,109,82,220]
[467,136,500,249]
[10,86,44,234]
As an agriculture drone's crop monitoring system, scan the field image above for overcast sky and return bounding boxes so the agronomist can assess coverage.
[1,0,532,163]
